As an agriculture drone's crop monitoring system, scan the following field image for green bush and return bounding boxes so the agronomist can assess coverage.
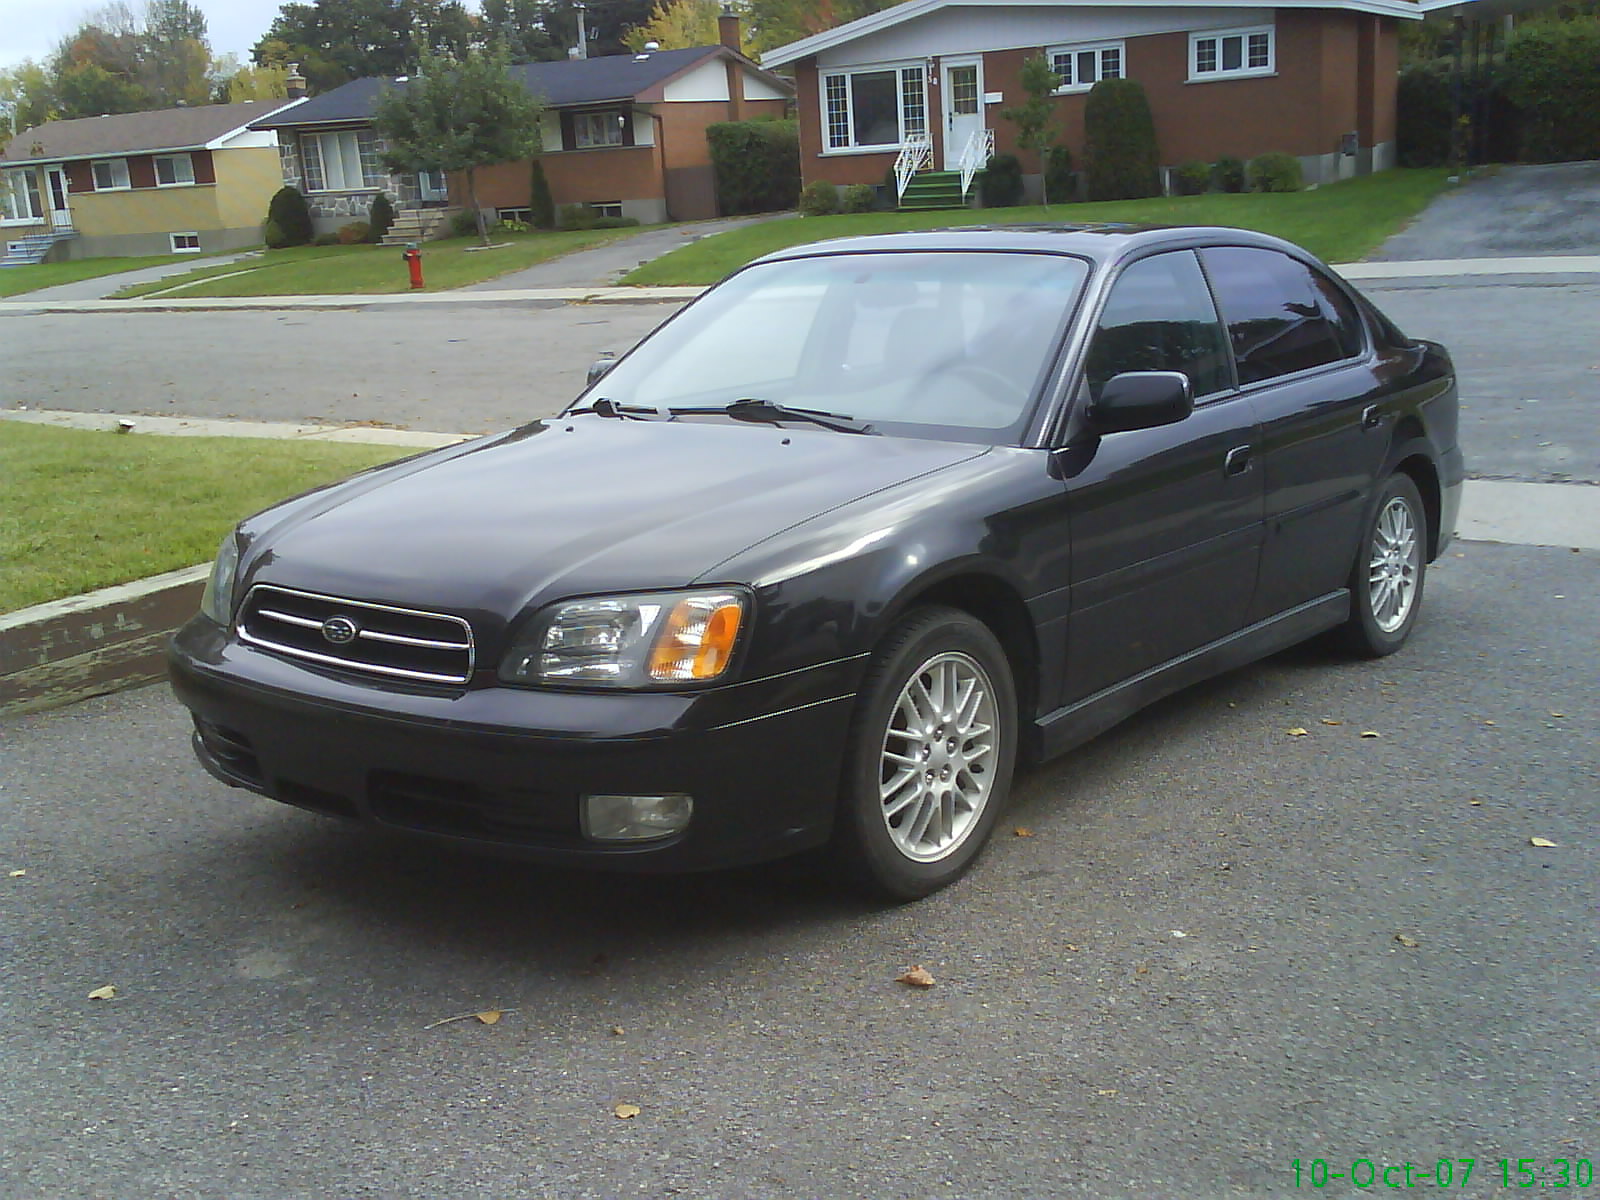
[979,154,1024,207]
[337,220,371,244]
[1248,152,1303,192]
[265,186,313,247]
[797,179,838,217]
[312,232,341,246]
[1212,156,1247,193]
[1044,144,1075,203]
[366,193,395,243]
[1396,63,1455,167]
[1084,79,1161,201]
[558,203,595,229]
[1502,16,1600,162]
[262,218,289,249]
[495,217,531,233]
[1173,161,1211,196]
[591,215,640,228]
[706,118,802,214]
[840,183,876,213]
[450,209,482,237]
[529,159,555,229]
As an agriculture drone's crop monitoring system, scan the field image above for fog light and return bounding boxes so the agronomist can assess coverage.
[581,794,693,841]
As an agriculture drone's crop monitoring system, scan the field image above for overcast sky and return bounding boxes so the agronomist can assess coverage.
[0,0,290,73]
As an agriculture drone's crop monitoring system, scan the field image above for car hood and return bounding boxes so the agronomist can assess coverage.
[240,415,986,623]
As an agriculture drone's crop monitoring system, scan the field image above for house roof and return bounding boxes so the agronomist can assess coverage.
[0,100,300,166]
[760,0,1447,69]
[251,46,791,130]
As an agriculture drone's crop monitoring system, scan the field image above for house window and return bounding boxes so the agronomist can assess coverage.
[1049,41,1123,93]
[91,158,131,190]
[574,111,625,148]
[154,153,196,186]
[1,169,43,223]
[591,202,623,219]
[300,130,384,192]
[822,63,928,151]
[170,231,201,252]
[1190,25,1275,81]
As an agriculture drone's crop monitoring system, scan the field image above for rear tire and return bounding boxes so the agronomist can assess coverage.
[1341,472,1427,658]
[835,607,1018,901]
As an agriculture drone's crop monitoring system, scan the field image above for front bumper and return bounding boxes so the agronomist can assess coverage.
[168,618,861,872]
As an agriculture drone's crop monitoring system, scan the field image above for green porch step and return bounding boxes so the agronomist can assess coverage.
[898,170,972,211]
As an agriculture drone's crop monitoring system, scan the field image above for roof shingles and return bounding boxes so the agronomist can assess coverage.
[1,100,296,166]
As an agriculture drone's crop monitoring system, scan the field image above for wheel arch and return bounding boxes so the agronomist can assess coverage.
[1387,427,1443,560]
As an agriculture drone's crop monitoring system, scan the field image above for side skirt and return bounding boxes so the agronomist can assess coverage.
[1032,591,1350,762]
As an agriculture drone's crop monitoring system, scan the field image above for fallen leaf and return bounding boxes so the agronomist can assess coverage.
[1064,944,1081,953]
[475,1010,502,1025]
[1170,930,1187,938]
[1286,727,1309,737]
[896,965,935,988]
[1135,965,1150,974]
[1530,837,1558,848]
[1320,718,1343,726]
[1469,799,1484,806]
[1482,720,1497,727]
[8,869,24,877]
[1394,934,1420,949]
[87,985,117,1000]
[1359,730,1381,739]
[1549,711,1566,719]
[613,1103,641,1119]
[610,1026,625,1037]
[424,1006,520,1030]
[1095,1088,1118,1096]
[1013,827,1035,838]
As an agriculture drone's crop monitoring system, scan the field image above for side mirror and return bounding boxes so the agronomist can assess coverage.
[586,352,618,389]
[1088,371,1193,434]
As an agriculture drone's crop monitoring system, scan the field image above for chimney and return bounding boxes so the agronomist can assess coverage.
[286,62,307,99]
[718,8,741,52]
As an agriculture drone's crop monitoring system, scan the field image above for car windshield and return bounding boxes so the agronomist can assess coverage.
[578,250,1089,443]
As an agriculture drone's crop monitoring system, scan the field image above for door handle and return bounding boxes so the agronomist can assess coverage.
[1361,404,1384,430]
[1224,445,1252,476]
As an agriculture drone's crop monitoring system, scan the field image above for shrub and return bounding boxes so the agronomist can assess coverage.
[450,209,483,237]
[312,232,341,246]
[978,154,1023,207]
[558,203,596,230]
[1248,152,1303,192]
[1084,79,1161,200]
[797,179,838,217]
[366,193,395,243]
[529,159,555,229]
[1044,144,1075,204]
[495,217,531,233]
[1212,156,1247,193]
[706,118,802,214]
[591,215,640,228]
[1501,16,1600,162]
[262,218,289,249]
[265,186,312,247]
[840,183,875,213]
[1173,161,1211,196]
[337,221,371,244]
[1396,63,1454,167]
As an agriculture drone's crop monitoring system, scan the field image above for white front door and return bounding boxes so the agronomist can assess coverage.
[46,166,71,228]
[941,58,984,170]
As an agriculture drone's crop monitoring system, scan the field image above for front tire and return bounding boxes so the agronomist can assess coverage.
[1342,471,1427,657]
[836,607,1018,901]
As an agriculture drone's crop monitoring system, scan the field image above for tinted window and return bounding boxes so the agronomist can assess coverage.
[1083,251,1232,400]
[1202,247,1363,383]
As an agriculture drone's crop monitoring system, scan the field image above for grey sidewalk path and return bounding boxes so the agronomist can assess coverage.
[6,407,1597,552]
[13,250,259,302]
[6,255,1600,315]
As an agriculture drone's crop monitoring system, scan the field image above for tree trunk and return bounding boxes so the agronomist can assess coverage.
[467,167,489,246]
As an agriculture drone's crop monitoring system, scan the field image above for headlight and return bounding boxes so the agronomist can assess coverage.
[199,531,241,626]
[500,589,747,687]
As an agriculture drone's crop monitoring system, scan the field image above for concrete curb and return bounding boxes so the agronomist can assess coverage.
[0,285,705,314]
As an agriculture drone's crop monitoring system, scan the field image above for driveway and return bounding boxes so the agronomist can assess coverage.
[1370,160,1600,260]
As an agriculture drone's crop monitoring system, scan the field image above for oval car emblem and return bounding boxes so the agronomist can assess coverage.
[321,615,359,645]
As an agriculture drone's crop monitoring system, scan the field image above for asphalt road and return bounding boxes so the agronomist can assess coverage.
[2,541,1595,1197]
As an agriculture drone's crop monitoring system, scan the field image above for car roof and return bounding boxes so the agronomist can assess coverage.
[750,223,1316,269]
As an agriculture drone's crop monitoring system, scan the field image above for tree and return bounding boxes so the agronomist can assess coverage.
[542,0,658,58]
[372,43,544,245]
[1000,54,1060,206]
[0,62,57,139]
[255,0,417,91]
[214,58,292,102]
[624,0,749,53]
[1083,78,1161,201]
[743,0,904,54]
[478,0,560,62]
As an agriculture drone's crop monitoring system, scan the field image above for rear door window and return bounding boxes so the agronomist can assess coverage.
[1201,247,1365,384]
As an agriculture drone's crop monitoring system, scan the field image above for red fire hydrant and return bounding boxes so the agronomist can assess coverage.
[403,243,424,289]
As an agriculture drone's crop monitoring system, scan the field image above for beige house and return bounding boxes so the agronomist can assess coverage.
[1,99,300,265]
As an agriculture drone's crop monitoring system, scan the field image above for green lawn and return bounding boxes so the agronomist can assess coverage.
[112,226,659,298]
[0,252,233,298]
[0,423,412,612]
[623,168,1453,286]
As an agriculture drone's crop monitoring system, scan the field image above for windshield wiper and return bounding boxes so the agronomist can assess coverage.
[667,398,876,434]
[566,397,668,421]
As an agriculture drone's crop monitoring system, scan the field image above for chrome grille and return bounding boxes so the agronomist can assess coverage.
[238,585,474,685]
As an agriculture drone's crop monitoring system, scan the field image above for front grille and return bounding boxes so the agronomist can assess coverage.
[237,584,474,685]
[369,771,578,842]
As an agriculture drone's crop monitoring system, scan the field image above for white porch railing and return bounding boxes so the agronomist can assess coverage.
[894,133,933,201]
[959,128,995,198]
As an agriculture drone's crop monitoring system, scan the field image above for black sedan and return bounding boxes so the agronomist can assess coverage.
[168,225,1462,899]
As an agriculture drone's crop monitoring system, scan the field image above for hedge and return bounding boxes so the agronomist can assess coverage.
[706,118,801,215]
[1084,79,1161,201]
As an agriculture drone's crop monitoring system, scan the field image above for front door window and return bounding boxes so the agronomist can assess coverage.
[47,167,72,228]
